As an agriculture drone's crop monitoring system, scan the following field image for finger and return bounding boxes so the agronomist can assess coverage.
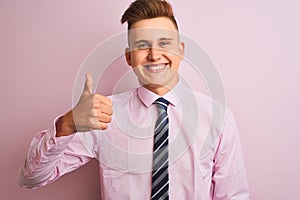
[87,118,102,130]
[83,73,93,95]
[89,119,108,130]
[95,94,112,106]
[99,122,108,130]
[95,103,113,115]
[97,113,112,123]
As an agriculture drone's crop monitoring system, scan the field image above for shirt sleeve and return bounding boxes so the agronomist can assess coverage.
[211,110,250,199]
[18,116,98,189]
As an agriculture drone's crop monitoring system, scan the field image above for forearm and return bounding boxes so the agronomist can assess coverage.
[18,117,94,189]
[18,127,73,188]
[211,109,250,199]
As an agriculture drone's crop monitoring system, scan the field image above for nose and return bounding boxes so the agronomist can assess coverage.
[147,47,161,61]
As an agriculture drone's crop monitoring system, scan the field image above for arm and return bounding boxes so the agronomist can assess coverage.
[18,74,113,189]
[211,110,250,199]
[18,118,94,189]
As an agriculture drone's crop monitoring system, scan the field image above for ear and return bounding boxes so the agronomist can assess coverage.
[178,42,185,61]
[125,47,132,66]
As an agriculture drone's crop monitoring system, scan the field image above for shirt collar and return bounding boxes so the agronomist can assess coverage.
[137,80,184,108]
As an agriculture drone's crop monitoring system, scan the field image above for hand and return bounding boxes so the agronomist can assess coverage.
[56,74,113,137]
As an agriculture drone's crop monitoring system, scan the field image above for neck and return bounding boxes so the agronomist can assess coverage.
[143,77,179,96]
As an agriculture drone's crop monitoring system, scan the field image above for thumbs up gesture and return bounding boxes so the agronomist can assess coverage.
[56,74,113,137]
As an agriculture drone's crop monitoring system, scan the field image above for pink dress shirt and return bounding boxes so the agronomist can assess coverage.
[18,81,250,199]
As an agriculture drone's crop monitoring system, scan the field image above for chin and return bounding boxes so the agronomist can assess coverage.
[139,77,178,91]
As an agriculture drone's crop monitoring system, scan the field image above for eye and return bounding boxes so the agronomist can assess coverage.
[159,41,170,48]
[138,43,151,49]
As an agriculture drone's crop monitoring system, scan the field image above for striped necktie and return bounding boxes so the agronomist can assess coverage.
[151,97,170,200]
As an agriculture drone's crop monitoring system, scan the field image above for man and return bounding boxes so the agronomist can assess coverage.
[18,0,250,199]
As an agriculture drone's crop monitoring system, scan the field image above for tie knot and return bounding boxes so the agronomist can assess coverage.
[154,97,169,112]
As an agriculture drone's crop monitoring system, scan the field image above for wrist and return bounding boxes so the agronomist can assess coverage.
[55,111,76,137]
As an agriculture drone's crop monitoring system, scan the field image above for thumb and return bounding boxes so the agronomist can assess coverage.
[83,73,93,95]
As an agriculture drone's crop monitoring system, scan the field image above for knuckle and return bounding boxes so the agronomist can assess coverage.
[95,94,102,100]
[94,102,100,108]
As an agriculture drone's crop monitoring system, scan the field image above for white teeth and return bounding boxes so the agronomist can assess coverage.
[151,65,164,70]
[145,64,169,71]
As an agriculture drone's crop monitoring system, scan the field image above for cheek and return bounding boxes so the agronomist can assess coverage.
[166,53,182,66]
[130,51,147,66]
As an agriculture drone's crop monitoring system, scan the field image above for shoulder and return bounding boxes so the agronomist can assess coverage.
[185,86,238,136]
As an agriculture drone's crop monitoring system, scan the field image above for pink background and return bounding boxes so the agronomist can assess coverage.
[1,0,299,199]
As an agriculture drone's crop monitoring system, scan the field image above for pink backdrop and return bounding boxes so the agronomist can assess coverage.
[1,0,299,199]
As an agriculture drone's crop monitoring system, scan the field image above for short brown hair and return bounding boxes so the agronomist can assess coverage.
[121,0,178,30]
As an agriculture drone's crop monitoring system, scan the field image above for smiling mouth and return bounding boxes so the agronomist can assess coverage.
[143,63,170,73]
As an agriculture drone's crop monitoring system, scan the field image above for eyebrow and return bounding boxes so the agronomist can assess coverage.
[134,38,174,44]
[134,40,149,45]
[158,38,173,41]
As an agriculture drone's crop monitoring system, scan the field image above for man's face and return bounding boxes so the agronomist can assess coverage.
[125,17,184,95]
